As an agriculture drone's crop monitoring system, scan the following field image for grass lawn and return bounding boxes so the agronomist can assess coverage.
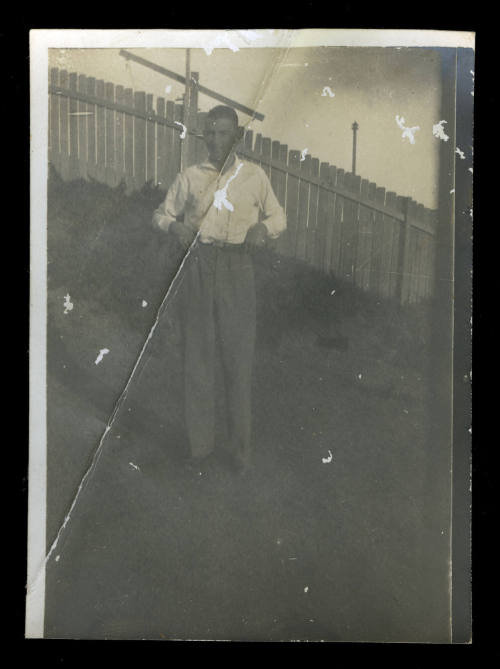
[43,172,451,641]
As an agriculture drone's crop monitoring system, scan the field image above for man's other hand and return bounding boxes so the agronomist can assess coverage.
[244,222,268,251]
[170,220,196,251]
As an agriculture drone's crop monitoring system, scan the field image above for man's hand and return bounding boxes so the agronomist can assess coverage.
[244,222,268,251]
[170,220,196,251]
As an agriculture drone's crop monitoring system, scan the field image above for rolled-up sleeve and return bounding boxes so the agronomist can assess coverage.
[259,172,287,239]
[152,172,189,232]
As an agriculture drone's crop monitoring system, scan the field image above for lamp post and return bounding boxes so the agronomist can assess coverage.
[352,121,359,175]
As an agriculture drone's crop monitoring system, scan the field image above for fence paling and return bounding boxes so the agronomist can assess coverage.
[156,97,167,189]
[134,92,146,188]
[59,71,69,179]
[296,155,311,261]
[49,69,59,168]
[270,140,281,207]
[124,88,134,189]
[285,150,300,257]
[172,104,183,180]
[115,86,125,176]
[106,82,116,186]
[194,112,208,165]
[261,138,272,179]
[164,101,176,189]
[68,73,79,181]
[306,158,320,266]
[77,74,88,179]
[276,144,289,256]
[315,163,330,271]
[329,168,343,276]
[370,186,386,297]
[383,193,397,299]
[356,179,373,292]
[322,166,336,274]
[146,94,156,185]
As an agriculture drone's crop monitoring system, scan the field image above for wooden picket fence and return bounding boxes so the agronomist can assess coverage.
[48,66,437,304]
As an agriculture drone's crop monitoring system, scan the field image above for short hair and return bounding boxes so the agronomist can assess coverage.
[206,105,239,128]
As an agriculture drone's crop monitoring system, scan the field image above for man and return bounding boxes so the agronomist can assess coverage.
[152,105,286,474]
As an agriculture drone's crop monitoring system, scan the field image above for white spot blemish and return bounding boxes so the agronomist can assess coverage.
[300,148,308,162]
[322,450,333,464]
[142,300,148,308]
[174,121,187,139]
[165,85,172,94]
[456,147,466,160]
[95,348,110,365]
[321,86,335,98]
[330,289,336,295]
[304,586,309,593]
[450,189,455,194]
[395,115,420,144]
[129,462,140,471]
[432,120,449,142]
[213,161,243,212]
[469,167,473,174]
[358,373,362,379]
[63,294,73,314]
[276,538,282,545]
[55,555,60,562]
[403,409,409,414]
[204,33,240,55]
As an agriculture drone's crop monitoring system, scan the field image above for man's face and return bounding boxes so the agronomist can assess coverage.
[204,117,239,165]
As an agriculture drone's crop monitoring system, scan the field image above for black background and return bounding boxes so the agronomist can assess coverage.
[5,6,492,664]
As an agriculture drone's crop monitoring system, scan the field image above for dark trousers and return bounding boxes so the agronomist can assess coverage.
[177,241,256,465]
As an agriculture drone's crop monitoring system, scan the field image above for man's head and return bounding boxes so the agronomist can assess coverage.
[203,105,241,167]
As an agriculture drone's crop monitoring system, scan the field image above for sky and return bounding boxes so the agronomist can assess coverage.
[49,46,444,208]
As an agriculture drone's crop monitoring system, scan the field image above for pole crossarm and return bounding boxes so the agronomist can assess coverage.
[119,49,265,121]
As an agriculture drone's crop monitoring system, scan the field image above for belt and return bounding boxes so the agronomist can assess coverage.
[199,240,245,249]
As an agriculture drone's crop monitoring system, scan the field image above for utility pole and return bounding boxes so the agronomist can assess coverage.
[119,49,265,120]
[352,121,359,175]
